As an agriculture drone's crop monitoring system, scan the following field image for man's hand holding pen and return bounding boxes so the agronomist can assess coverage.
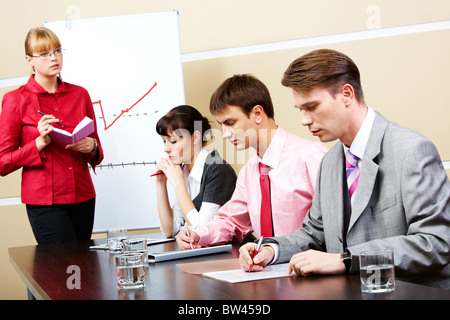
[239,241,275,272]
[176,229,202,250]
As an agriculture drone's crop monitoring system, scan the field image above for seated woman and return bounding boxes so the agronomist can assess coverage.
[154,105,237,237]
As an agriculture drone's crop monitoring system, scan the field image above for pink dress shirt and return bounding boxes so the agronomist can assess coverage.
[196,126,328,246]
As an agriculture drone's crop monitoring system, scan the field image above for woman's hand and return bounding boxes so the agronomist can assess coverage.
[36,114,59,152]
[157,157,184,187]
[66,137,96,154]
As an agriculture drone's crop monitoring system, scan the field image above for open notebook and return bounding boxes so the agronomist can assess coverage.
[49,116,94,144]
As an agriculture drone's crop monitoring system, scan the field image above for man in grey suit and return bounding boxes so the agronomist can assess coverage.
[239,49,450,289]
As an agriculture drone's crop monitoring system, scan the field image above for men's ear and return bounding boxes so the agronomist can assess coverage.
[251,105,265,124]
[341,84,355,106]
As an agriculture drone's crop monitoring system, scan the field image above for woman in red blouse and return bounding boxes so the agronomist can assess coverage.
[0,27,104,244]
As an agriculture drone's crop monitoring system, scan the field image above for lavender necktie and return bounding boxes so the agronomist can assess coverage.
[345,149,360,202]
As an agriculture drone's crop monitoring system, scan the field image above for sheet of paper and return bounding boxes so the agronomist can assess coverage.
[203,263,295,283]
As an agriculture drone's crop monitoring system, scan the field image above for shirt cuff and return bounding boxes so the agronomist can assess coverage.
[263,243,280,265]
[186,208,199,226]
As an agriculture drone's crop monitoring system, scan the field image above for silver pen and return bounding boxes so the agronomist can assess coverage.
[185,224,194,250]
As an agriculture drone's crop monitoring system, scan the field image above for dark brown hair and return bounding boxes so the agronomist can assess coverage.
[209,74,274,119]
[281,49,365,103]
[156,105,212,146]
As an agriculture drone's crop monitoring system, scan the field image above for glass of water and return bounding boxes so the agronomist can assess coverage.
[107,228,128,252]
[123,238,148,263]
[359,249,395,293]
[115,252,146,290]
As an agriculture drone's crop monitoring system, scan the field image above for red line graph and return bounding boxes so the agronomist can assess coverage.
[92,82,157,131]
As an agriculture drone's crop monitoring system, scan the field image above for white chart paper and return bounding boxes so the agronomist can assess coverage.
[203,263,295,283]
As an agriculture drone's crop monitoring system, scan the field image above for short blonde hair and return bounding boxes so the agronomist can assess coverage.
[25,27,61,56]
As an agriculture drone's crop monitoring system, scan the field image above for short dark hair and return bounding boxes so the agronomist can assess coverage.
[281,49,365,103]
[209,74,275,119]
[156,105,212,146]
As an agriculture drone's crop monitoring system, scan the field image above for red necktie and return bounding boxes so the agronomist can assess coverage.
[259,162,273,237]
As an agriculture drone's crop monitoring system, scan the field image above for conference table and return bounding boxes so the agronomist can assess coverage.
[9,233,450,302]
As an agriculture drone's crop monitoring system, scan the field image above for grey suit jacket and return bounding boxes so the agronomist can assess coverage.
[274,112,450,289]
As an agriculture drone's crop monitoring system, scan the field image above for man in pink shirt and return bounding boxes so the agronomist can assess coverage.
[176,74,328,249]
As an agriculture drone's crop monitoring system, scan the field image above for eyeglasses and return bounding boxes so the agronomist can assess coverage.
[30,48,64,60]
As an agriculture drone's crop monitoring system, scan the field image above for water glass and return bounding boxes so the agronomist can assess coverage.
[115,252,146,290]
[107,228,128,252]
[359,249,395,293]
[123,238,148,263]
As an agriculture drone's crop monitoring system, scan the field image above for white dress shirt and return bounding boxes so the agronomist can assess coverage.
[170,149,220,235]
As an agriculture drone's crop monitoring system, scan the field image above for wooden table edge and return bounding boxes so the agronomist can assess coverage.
[9,247,51,300]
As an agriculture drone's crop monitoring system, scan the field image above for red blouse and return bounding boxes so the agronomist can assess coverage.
[0,75,104,205]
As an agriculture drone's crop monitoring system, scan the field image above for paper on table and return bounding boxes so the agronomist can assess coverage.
[203,263,295,283]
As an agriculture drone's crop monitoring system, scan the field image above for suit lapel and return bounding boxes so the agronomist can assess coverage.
[347,112,389,233]
[322,142,346,242]
[331,148,346,240]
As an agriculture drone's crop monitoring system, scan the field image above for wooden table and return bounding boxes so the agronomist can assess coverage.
[9,234,450,301]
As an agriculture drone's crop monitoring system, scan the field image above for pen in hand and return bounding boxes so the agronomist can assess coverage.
[249,236,264,272]
[37,110,63,127]
[184,224,194,250]
[150,170,163,177]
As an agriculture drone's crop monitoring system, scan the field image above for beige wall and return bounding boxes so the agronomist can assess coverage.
[1,0,449,299]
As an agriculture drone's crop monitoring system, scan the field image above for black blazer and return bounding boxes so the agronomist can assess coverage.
[192,150,237,211]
